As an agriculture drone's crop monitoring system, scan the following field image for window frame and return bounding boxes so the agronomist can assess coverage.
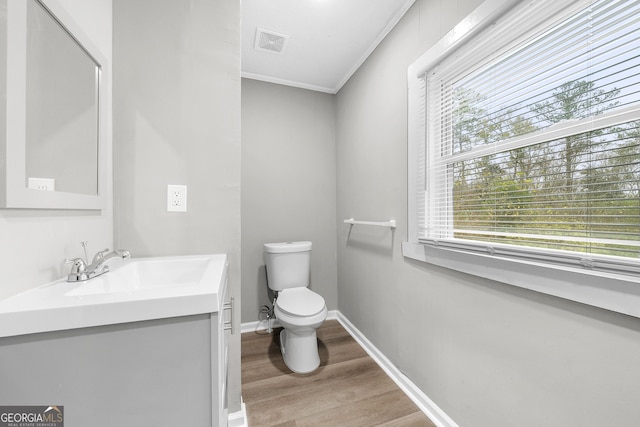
[404,0,640,318]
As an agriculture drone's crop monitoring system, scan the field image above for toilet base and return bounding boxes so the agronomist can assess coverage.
[279,328,320,374]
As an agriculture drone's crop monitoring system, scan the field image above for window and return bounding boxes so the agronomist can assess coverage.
[406,0,640,315]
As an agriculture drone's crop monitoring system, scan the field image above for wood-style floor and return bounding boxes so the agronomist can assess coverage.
[241,320,436,427]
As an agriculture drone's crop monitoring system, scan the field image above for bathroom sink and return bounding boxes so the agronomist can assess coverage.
[0,254,228,338]
[65,256,213,296]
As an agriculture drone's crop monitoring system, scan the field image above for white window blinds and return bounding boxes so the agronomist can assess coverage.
[419,0,640,275]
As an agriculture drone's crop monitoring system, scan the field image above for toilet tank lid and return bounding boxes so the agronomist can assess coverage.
[264,241,312,253]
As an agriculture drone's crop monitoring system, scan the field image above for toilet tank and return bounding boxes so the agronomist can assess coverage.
[264,241,311,291]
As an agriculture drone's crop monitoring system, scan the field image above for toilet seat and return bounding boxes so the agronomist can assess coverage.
[276,288,325,317]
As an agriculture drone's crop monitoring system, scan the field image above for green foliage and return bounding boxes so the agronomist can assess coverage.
[450,80,640,257]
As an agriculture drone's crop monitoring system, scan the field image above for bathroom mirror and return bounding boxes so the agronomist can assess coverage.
[1,0,106,209]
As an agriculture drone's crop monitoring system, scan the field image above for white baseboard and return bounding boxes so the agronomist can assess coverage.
[228,400,247,427]
[240,318,274,334]
[335,312,458,427]
[240,310,339,334]
[239,310,455,427]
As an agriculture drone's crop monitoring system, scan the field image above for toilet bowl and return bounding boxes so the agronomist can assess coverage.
[264,241,327,374]
[274,287,328,373]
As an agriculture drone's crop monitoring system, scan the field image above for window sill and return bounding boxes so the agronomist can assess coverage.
[402,241,640,319]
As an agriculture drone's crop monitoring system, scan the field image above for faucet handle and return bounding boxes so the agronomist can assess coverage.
[64,257,87,273]
[64,258,90,282]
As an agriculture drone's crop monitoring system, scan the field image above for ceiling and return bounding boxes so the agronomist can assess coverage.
[241,0,417,94]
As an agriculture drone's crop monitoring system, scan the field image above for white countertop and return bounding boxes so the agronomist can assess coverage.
[0,254,228,338]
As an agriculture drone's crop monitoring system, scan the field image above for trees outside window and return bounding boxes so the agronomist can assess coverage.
[422,0,640,261]
[450,78,639,257]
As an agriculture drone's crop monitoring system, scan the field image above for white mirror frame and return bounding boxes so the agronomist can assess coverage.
[1,0,107,210]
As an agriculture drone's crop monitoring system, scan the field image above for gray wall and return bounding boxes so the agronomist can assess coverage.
[0,0,113,301]
[241,78,337,322]
[336,0,640,426]
[112,0,242,413]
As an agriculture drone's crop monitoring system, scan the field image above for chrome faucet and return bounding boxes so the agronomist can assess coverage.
[66,246,131,282]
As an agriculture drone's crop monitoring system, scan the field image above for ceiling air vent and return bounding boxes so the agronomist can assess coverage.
[254,28,289,55]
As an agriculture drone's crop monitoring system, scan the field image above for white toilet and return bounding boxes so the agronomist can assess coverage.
[264,241,327,374]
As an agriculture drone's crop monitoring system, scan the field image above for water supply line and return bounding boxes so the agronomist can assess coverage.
[258,304,274,333]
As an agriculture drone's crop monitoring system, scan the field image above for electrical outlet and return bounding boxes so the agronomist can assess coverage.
[28,177,55,191]
[167,184,187,212]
